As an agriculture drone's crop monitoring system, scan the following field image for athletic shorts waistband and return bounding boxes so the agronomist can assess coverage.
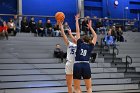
[74,61,89,63]
[66,60,74,63]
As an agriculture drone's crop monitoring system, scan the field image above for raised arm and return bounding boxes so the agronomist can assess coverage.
[87,20,97,45]
[68,29,77,44]
[75,14,80,40]
[59,22,69,46]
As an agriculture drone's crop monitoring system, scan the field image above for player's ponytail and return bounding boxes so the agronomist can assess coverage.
[82,35,90,43]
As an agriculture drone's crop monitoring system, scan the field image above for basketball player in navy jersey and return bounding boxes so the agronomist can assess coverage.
[59,22,77,93]
[74,15,97,93]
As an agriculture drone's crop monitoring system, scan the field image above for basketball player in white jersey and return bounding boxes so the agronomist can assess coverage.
[59,22,77,93]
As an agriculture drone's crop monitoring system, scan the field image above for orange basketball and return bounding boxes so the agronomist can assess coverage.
[55,12,65,22]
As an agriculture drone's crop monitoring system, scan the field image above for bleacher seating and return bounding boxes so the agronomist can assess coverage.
[0,32,140,93]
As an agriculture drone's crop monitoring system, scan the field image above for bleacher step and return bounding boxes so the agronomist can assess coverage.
[117,67,136,72]
[0,84,138,93]
[104,58,122,62]
[1,33,140,92]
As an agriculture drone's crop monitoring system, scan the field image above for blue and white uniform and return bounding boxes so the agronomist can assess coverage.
[65,41,77,74]
[73,39,94,79]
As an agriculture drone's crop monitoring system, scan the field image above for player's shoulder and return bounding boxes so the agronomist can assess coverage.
[77,39,83,44]
[68,41,73,46]
[89,42,95,47]
[77,38,82,41]
[68,41,76,47]
[88,43,95,50]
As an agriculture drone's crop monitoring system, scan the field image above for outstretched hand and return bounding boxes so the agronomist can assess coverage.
[75,14,80,21]
[87,20,92,28]
[57,21,63,27]
[68,28,72,34]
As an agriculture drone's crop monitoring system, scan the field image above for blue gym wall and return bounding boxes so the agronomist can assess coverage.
[0,0,139,28]
[22,0,77,29]
[0,0,17,14]
[84,0,140,19]
[84,0,103,18]
[0,0,17,24]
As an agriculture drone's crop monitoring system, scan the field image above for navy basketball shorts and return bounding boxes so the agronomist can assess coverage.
[73,62,91,79]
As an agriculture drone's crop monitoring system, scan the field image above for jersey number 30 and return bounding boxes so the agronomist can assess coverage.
[80,49,87,56]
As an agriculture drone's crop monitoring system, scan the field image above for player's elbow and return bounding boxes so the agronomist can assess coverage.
[92,36,97,44]
[94,34,97,40]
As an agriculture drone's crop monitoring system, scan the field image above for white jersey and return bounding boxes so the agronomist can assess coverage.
[66,41,77,63]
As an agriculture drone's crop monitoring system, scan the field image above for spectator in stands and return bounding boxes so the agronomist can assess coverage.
[104,29,114,46]
[111,26,117,42]
[53,44,66,62]
[37,20,45,37]
[0,26,3,39]
[90,52,97,63]
[63,22,70,35]
[95,19,102,34]
[82,17,89,35]
[109,20,114,27]
[2,21,8,40]
[7,18,16,36]
[29,17,37,36]
[117,27,124,42]
[53,23,60,37]
[13,15,19,33]
[96,18,106,34]
[45,19,53,36]
[21,17,30,33]
[104,19,110,32]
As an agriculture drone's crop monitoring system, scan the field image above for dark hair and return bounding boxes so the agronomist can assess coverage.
[2,21,6,26]
[9,18,13,22]
[46,17,49,20]
[56,44,60,46]
[82,35,90,43]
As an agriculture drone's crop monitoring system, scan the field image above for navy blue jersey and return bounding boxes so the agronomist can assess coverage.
[75,39,94,61]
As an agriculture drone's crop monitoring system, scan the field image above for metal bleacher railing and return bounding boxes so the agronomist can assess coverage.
[100,38,104,54]
[125,55,133,73]
[0,13,139,32]
[0,14,54,18]
[112,46,119,63]
[79,16,140,32]
[0,14,55,30]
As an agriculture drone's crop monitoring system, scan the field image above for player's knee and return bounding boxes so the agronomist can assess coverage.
[74,89,81,93]
[66,79,72,86]
[87,87,92,93]
[67,82,72,85]
[67,84,72,88]
[74,86,80,93]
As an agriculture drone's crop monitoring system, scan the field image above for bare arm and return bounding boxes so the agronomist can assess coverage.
[68,29,77,44]
[75,14,80,40]
[88,20,97,45]
[59,23,69,46]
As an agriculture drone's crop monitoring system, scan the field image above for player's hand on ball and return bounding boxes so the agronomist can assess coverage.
[57,21,62,26]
